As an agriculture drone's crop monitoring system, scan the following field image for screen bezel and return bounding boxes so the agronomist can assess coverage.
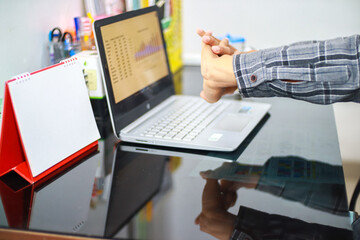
[93,6,175,135]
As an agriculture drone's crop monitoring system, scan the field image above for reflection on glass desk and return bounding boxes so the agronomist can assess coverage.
[0,138,355,239]
[0,67,357,239]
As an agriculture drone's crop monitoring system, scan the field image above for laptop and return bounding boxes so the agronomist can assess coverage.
[120,113,270,162]
[93,6,271,152]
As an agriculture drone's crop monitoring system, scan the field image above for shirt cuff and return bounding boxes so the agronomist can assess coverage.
[233,50,269,97]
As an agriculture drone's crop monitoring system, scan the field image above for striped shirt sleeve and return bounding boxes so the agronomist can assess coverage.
[233,35,360,104]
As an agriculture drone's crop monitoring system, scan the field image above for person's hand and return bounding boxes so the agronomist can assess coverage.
[196,29,241,56]
[197,29,260,102]
[200,35,238,103]
[195,178,237,240]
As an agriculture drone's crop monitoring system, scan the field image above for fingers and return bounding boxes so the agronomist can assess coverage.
[206,36,238,55]
[212,45,234,55]
[197,28,224,48]
[200,87,222,103]
[196,28,205,37]
[195,214,201,225]
[202,178,224,210]
[198,29,219,47]
[200,90,209,102]
[202,35,221,47]
[197,28,239,55]
[195,213,210,232]
[211,38,233,55]
[196,28,212,37]
[200,170,213,179]
[223,191,237,209]
[200,86,237,103]
[203,178,221,194]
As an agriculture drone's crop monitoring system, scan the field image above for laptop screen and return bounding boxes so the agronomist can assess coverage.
[94,6,174,134]
[100,11,169,104]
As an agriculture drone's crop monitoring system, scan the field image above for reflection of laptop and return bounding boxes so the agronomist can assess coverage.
[104,144,166,237]
[93,6,271,151]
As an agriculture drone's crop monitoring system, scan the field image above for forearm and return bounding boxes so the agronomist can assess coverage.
[233,35,360,104]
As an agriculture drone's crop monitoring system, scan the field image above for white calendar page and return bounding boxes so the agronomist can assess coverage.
[8,59,100,177]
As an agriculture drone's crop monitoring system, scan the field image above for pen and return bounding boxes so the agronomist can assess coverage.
[74,17,81,41]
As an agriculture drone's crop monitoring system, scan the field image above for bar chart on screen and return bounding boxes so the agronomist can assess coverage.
[134,34,163,61]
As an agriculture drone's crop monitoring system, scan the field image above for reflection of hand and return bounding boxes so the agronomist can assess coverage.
[200,162,261,191]
[195,178,237,240]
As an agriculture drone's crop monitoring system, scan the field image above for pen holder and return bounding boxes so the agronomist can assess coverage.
[48,41,81,65]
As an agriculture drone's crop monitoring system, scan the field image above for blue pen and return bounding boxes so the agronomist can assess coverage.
[74,17,81,41]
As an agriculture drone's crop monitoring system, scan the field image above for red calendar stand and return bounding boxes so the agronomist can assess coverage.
[0,58,100,184]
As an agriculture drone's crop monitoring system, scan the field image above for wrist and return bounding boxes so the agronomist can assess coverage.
[220,54,237,87]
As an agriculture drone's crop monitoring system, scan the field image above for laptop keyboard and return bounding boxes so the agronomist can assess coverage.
[141,99,230,141]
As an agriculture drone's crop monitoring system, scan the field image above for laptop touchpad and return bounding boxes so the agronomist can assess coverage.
[213,114,251,132]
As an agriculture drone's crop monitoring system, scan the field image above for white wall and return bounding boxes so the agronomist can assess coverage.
[0,0,85,98]
[182,0,360,163]
[183,0,360,64]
